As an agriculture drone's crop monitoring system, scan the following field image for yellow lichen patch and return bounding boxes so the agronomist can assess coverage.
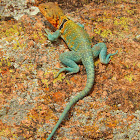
[0,21,24,39]
[53,71,65,84]
[38,31,47,44]
[42,69,66,87]
[0,128,11,137]
[113,17,133,31]
[0,58,11,67]
[94,59,100,66]
[101,29,112,38]
[94,28,112,38]
[126,9,135,15]
[65,79,70,85]
[12,39,27,50]
[41,79,49,88]
[125,74,133,83]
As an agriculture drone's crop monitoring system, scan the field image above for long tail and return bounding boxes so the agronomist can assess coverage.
[47,53,94,140]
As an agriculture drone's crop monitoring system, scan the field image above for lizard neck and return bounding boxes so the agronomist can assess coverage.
[58,16,70,30]
[57,15,69,29]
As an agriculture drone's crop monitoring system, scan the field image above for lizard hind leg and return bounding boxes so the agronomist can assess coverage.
[54,51,81,78]
[92,42,118,64]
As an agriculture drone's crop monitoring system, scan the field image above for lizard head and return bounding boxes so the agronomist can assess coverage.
[39,2,64,29]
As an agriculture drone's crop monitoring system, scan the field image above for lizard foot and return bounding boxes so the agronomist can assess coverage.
[102,50,118,64]
[44,29,50,37]
[44,28,51,34]
[54,67,66,78]
[44,29,60,41]
[54,66,79,78]
[44,29,53,40]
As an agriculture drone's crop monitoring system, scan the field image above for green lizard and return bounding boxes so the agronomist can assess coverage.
[39,2,118,140]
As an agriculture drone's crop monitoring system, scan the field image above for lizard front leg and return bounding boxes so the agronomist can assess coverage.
[44,29,61,41]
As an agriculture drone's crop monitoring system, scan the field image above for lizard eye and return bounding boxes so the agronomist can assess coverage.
[45,7,47,9]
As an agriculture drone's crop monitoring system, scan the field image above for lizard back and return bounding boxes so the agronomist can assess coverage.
[60,19,92,51]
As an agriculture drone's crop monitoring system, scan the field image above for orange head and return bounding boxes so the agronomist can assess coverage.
[39,2,64,28]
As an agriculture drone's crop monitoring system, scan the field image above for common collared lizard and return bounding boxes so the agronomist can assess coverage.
[39,2,118,140]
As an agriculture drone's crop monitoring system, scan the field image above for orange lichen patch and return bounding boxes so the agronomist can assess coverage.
[127,115,135,122]
[106,118,119,128]
[131,27,137,32]
[33,104,54,120]
[52,91,65,102]
[70,76,77,83]
[0,67,9,75]
[70,75,82,85]
[0,59,17,104]
[92,103,100,110]
[55,62,61,69]
[84,124,100,138]
[78,99,84,105]
[43,87,49,92]
[27,40,35,47]
[0,120,14,138]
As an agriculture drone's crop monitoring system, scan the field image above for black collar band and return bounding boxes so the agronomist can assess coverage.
[59,19,68,30]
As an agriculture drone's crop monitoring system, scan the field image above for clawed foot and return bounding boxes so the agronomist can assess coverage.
[54,66,79,78]
[44,29,54,41]
[44,29,49,38]
[54,67,66,78]
[44,28,51,35]
[110,50,118,56]
[102,50,118,64]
